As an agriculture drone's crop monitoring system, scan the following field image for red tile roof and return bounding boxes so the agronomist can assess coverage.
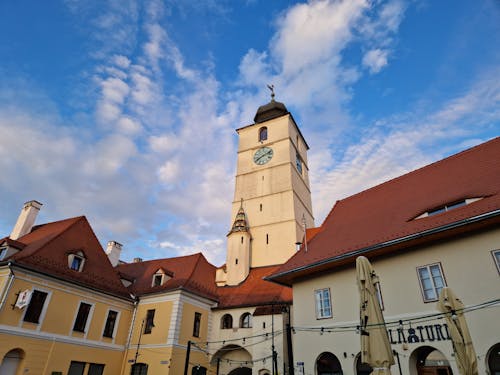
[270,137,500,285]
[117,253,219,301]
[6,217,132,298]
[215,265,292,309]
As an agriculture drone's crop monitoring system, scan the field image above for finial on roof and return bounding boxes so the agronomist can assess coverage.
[267,84,275,102]
[254,85,288,123]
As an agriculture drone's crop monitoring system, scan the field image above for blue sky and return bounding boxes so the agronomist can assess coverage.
[0,0,498,265]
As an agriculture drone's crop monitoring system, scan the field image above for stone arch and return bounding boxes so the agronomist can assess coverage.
[211,344,252,375]
[487,342,500,375]
[409,345,453,375]
[228,368,251,375]
[316,351,343,375]
[0,348,25,375]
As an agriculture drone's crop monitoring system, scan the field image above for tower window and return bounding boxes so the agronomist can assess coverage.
[259,127,268,142]
[241,236,244,244]
[235,258,238,265]
[260,204,262,212]
[266,234,269,244]
[193,312,201,337]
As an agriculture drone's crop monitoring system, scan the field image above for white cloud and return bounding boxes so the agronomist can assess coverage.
[273,0,368,76]
[310,72,500,224]
[362,48,389,73]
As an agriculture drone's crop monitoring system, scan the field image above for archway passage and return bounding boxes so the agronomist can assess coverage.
[228,367,252,375]
[414,346,453,375]
[487,343,500,374]
[0,349,24,375]
[316,352,343,375]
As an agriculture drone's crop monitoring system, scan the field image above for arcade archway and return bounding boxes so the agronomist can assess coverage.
[410,346,453,375]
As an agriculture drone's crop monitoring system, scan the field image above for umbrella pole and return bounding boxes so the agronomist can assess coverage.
[393,350,402,375]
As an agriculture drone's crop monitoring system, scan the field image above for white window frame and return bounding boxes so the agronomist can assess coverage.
[102,308,120,342]
[417,263,446,302]
[492,249,500,275]
[315,288,332,319]
[70,300,95,337]
[68,251,86,272]
[0,246,7,260]
[19,287,52,331]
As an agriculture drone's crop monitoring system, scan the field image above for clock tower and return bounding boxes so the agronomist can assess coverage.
[217,96,314,286]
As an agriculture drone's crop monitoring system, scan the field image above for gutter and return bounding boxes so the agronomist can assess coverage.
[267,209,500,284]
[7,261,134,302]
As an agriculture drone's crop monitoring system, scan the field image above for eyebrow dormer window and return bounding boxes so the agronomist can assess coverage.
[68,251,86,272]
[414,197,483,220]
[259,127,268,142]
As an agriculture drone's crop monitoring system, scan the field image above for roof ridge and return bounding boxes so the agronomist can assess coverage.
[337,136,499,205]
[16,216,85,261]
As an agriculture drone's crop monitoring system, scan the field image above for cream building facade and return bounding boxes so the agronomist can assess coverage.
[269,137,500,375]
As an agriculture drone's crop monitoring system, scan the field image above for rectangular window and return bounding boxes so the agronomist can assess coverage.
[375,281,385,311]
[153,274,162,286]
[193,312,201,337]
[144,309,155,334]
[23,290,48,323]
[417,263,446,302]
[68,361,86,375]
[71,256,83,271]
[315,288,332,319]
[493,249,500,274]
[103,310,118,338]
[73,302,92,332]
[88,364,105,375]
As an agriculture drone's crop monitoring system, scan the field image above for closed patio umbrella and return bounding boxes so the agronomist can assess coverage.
[356,256,394,375]
[437,287,478,375]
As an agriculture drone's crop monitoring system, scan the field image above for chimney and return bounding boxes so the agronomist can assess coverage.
[133,257,143,263]
[105,241,122,267]
[10,200,43,240]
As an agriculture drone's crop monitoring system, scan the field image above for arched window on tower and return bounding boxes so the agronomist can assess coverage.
[221,314,233,329]
[259,127,268,142]
[240,312,252,328]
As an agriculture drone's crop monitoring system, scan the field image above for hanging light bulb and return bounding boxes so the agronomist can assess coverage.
[451,310,458,321]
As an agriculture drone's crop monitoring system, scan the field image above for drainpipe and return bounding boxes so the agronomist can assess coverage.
[0,263,15,311]
[120,296,138,375]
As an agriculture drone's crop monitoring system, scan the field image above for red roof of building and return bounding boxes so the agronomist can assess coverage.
[216,265,292,309]
[270,137,500,286]
[5,216,131,298]
[117,253,219,301]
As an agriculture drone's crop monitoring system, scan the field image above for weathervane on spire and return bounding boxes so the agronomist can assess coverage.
[267,84,275,101]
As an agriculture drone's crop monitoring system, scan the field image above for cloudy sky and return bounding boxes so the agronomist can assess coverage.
[0,0,498,265]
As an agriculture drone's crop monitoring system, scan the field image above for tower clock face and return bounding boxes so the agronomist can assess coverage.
[253,147,273,165]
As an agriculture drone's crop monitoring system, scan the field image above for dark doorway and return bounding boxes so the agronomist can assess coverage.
[228,367,252,375]
[316,352,343,375]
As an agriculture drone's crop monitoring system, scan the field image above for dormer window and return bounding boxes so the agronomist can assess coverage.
[153,274,162,286]
[0,247,7,260]
[414,197,483,219]
[259,127,268,142]
[152,268,170,287]
[68,251,86,272]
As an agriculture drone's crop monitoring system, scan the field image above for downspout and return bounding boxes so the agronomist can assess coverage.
[0,263,15,311]
[120,296,139,375]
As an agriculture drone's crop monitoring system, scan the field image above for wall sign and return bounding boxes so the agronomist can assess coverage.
[15,289,32,309]
[387,323,451,344]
